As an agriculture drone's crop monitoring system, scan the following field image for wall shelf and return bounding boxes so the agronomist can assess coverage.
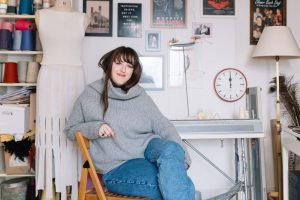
[0,51,42,55]
[0,173,35,177]
[0,14,35,19]
[0,83,37,87]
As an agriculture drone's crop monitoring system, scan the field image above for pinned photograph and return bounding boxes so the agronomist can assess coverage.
[145,31,161,52]
[192,22,212,38]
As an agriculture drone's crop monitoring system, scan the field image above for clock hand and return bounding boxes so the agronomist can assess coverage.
[229,72,232,88]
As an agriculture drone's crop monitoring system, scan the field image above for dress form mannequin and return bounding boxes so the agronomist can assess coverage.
[35,0,89,29]
[35,1,89,199]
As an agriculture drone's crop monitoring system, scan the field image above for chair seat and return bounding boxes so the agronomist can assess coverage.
[85,190,147,200]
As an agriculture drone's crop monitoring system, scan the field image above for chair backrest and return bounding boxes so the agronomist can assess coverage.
[75,131,107,200]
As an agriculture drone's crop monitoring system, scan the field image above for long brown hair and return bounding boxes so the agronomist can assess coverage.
[98,46,142,117]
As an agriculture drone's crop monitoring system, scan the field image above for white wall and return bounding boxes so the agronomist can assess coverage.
[77,0,300,198]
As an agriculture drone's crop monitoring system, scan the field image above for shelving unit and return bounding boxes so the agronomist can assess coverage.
[0,14,40,179]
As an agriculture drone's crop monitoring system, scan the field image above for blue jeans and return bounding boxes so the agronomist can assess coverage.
[103,138,195,200]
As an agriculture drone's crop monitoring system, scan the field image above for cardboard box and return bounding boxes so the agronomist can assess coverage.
[0,104,29,134]
[4,151,30,175]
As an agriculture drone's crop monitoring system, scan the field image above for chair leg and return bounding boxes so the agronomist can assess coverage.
[79,168,88,200]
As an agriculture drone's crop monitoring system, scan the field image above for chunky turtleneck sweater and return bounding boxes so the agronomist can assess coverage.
[64,79,191,174]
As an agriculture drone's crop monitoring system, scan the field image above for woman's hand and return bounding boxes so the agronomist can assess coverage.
[99,124,115,138]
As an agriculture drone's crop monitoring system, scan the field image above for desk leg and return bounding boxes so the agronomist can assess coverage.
[241,138,248,200]
[282,145,289,200]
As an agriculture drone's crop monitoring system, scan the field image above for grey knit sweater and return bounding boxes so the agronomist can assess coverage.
[64,79,191,174]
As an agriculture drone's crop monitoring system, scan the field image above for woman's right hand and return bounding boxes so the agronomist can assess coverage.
[99,124,115,138]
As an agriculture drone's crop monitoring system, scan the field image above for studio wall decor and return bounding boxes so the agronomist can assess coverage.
[250,0,286,45]
[118,3,142,37]
[203,0,235,16]
[84,0,113,36]
[151,0,186,28]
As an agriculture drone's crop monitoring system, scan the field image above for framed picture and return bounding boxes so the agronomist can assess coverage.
[151,0,186,28]
[83,0,112,36]
[139,56,164,90]
[250,0,286,45]
[118,3,142,37]
[192,22,212,38]
[145,31,161,52]
[203,0,235,16]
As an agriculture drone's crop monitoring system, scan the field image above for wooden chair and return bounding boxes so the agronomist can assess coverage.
[75,131,147,200]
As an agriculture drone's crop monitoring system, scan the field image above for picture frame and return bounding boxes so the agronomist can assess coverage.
[83,0,113,37]
[118,3,142,37]
[250,0,286,45]
[151,0,186,28]
[203,0,235,16]
[139,56,164,90]
[145,31,161,52]
[192,22,212,38]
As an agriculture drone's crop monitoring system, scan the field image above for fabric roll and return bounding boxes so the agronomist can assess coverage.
[33,3,42,13]
[3,62,18,83]
[42,2,49,8]
[21,29,33,50]
[16,19,34,30]
[7,0,16,6]
[0,3,7,9]
[1,21,14,32]
[13,30,22,50]
[17,61,28,82]
[19,0,32,14]
[33,0,41,4]
[26,61,39,83]
[0,0,7,4]
[6,5,16,14]
[0,29,13,50]
[0,8,6,14]
[35,30,42,51]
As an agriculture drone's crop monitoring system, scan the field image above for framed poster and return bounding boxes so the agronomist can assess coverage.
[83,0,112,36]
[203,0,235,16]
[145,31,161,52]
[118,3,142,37]
[250,0,286,45]
[151,0,186,28]
[139,56,164,90]
[192,22,212,38]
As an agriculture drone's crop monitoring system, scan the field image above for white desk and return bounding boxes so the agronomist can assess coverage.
[282,128,300,200]
[171,119,265,200]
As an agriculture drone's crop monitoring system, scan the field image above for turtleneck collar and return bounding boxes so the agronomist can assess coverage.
[90,79,144,100]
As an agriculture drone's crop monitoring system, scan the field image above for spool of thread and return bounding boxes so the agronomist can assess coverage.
[0,63,3,82]
[42,2,50,8]
[16,19,34,30]
[7,0,16,6]
[6,5,16,14]
[26,62,39,83]
[13,30,22,50]
[1,21,14,32]
[3,62,18,83]
[0,29,13,50]
[17,61,28,82]
[35,30,42,51]
[21,29,33,51]
[19,0,33,14]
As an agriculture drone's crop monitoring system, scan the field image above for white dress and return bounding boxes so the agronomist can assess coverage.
[36,9,86,200]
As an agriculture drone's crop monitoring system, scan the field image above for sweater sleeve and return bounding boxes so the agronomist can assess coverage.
[146,95,192,167]
[64,89,105,141]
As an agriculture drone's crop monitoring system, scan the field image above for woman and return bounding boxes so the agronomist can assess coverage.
[64,46,195,200]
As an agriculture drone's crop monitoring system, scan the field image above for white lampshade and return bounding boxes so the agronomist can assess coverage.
[252,26,300,58]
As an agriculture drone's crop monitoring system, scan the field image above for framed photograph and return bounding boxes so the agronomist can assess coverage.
[118,3,142,37]
[139,56,164,90]
[151,0,186,28]
[250,0,286,45]
[83,0,112,37]
[192,22,212,38]
[203,0,235,16]
[145,31,161,52]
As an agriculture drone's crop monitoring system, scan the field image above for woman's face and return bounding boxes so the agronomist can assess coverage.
[111,59,134,86]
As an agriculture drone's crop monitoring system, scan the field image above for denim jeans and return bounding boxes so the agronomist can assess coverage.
[103,138,195,200]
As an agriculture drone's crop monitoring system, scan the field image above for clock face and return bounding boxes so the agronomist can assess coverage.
[214,68,247,102]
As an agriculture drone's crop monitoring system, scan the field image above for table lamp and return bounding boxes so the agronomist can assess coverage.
[252,26,300,130]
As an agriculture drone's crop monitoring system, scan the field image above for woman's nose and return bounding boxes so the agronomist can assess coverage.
[121,64,126,72]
